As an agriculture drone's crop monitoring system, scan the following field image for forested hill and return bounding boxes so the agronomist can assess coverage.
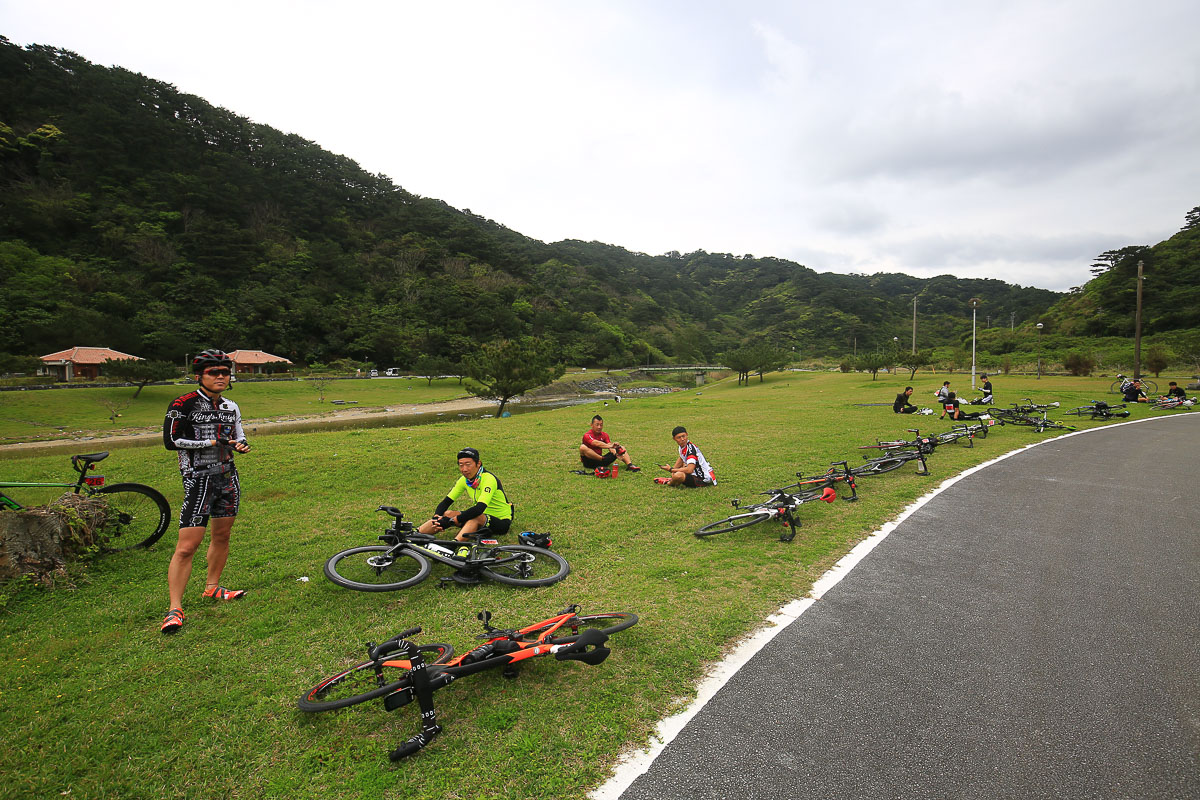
[1,38,1062,369]
[1039,209,1200,338]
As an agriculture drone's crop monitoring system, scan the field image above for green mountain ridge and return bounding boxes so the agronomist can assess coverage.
[2,38,1193,371]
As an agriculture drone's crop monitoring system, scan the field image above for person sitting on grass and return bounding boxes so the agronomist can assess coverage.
[1122,380,1149,404]
[970,374,994,405]
[894,386,919,414]
[418,447,513,542]
[579,415,641,472]
[655,426,717,487]
[941,392,985,421]
[1166,381,1186,400]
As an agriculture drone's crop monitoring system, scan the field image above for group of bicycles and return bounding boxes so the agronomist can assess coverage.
[696,418,994,541]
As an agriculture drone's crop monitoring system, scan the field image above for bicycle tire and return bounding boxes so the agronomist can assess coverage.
[515,612,640,644]
[850,456,909,476]
[695,510,774,537]
[478,545,570,587]
[94,483,171,550]
[1142,379,1159,394]
[297,643,454,712]
[324,546,431,591]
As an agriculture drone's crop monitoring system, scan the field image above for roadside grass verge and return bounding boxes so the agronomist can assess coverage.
[0,378,470,443]
[0,372,1168,799]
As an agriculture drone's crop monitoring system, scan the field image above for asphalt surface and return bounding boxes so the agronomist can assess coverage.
[616,415,1200,800]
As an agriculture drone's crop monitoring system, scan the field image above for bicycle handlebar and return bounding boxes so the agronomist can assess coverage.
[371,627,422,658]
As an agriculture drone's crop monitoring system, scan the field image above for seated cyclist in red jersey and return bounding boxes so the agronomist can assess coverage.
[579,415,641,472]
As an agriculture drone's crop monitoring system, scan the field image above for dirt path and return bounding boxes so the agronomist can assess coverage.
[1,396,501,454]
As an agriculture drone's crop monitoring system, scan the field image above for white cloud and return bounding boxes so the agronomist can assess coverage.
[2,0,1198,292]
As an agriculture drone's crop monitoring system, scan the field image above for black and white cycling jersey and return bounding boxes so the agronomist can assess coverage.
[163,389,247,476]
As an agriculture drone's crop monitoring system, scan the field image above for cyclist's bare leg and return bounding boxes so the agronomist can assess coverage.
[204,515,235,590]
[167,525,207,610]
[455,516,485,542]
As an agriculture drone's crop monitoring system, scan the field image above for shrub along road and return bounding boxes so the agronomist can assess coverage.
[611,414,1200,799]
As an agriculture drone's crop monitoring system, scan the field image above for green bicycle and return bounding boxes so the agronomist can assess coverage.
[0,451,171,550]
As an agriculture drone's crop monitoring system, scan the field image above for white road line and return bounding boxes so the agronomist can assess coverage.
[589,413,1196,800]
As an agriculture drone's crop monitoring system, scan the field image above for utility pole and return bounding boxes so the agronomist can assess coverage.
[969,298,981,389]
[1133,260,1144,379]
[911,297,917,354]
[1010,312,1015,331]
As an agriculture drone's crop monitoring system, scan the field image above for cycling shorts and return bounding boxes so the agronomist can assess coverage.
[581,452,617,469]
[179,466,241,528]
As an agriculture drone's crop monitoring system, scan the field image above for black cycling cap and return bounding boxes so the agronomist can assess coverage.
[457,447,481,462]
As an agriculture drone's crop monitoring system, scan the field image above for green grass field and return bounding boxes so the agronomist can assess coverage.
[0,377,471,443]
[0,371,1184,799]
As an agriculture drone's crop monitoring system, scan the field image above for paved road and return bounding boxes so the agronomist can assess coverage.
[616,415,1200,799]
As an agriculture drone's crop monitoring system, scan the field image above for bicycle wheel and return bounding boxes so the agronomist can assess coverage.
[1141,379,1159,394]
[1108,379,1122,394]
[695,509,774,537]
[516,612,640,644]
[324,546,431,591]
[479,545,570,587]
[851,456,908,476]
[297,644,454,712]
[94,483,171,550]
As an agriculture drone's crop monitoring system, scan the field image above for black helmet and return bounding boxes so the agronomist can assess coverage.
[192,349,233,373]
[457,447,481,462]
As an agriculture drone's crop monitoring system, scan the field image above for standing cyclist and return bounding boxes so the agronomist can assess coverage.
[160,349,251,634]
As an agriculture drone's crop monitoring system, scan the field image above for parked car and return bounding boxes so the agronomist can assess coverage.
[369,369,378,377]
[384,368,401,377]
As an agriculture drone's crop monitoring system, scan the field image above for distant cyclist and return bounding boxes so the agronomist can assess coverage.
[1166,381,1187,400]
[1122,379,1149,403]
[419,447,514,542]
[579,415,641,472]
[971,374,994,405]
[655,426,717,487]
[160,349,252,634]
[893,387,918,414]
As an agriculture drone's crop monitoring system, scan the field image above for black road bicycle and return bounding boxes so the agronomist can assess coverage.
[1064,400,1131,420]
[298,605,637,760]
[0,452,170,550]
[324,507,569,591]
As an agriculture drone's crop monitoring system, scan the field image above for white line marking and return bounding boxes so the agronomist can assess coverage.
[589,413,1196,799]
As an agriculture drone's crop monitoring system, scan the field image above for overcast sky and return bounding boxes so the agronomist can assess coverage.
[4,1,1199,291]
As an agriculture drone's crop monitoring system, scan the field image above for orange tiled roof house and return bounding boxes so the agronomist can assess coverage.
[227,350,293,374]
[39,346,142,381]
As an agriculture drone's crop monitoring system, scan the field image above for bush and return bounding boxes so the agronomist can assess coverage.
[1064,351,1097,376]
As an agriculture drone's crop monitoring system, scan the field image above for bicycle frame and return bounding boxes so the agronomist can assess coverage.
[374,507,533,580]
[786,461,859,501]
[0,452,109,510]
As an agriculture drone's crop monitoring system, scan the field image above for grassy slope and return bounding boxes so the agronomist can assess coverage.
[0,378,470,443]
[0,371,1183,799]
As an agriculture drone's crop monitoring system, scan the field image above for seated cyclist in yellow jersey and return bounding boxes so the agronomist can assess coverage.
[418,447,514,542]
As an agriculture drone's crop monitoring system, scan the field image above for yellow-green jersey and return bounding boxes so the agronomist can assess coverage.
[447,468,513,520]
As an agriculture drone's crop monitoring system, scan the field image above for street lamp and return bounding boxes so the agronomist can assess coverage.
[1036,322,1044,379]
[968,298,981,390]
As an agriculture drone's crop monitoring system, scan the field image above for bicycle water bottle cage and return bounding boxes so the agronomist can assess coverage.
[553,628,611,666]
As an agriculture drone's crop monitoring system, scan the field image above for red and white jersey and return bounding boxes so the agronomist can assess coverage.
[582,429,611,451]
[678,441,716,485]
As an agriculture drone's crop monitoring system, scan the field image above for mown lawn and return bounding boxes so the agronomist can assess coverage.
[0,377,470,443]
[0,371,1177,800]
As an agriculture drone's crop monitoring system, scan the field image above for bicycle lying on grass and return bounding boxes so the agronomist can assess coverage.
[856,430,939,475]
[695,462,857,541]
[1151,395,1195,411]
[1064,401,1131,420]
[298,604,638,760]
[324,506,569,591]
[0,451,170,550]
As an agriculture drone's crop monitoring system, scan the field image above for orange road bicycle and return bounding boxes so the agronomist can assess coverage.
[0,451,170,550]
[297,605,638,760]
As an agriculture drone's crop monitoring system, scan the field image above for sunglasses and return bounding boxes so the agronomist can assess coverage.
[203,368,232,377]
